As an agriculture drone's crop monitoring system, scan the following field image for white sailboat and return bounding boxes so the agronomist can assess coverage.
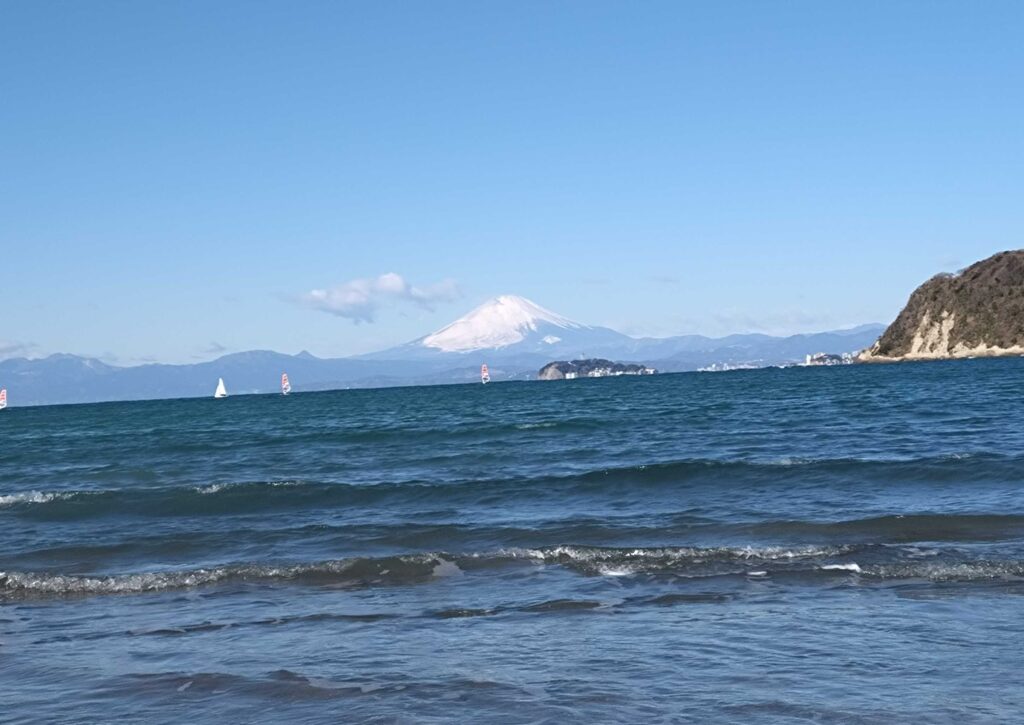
[0,388,6,410]
[214,378,228,399]
[281,372,291,395]
[480,364,490,385]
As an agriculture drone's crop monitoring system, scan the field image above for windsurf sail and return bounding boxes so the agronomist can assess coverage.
[281,373,291,395]
[0,388,6,410]
[214,378,228,398]
[481,364,490,384]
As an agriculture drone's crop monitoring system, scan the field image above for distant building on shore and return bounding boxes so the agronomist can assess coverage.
[803,352,854,366]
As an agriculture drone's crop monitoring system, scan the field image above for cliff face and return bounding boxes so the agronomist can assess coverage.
[860,250,1024,361]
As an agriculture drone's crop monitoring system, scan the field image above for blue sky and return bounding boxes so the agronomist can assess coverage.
[2,1,1022,363]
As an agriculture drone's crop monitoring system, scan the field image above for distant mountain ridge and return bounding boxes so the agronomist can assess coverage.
[860,250,1024,361]
[0,296,885,406]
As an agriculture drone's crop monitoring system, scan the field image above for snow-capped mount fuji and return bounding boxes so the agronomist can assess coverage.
[422,295,594,352]
[364,295,634,362]
[422,295,581,352]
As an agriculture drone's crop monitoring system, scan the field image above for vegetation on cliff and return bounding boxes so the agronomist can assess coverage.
[862,250,1024,360]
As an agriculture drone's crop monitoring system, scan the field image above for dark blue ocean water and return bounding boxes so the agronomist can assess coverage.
[2,359,1024,723]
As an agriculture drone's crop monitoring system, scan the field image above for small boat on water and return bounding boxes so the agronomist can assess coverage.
[480,364,490,385]
[281,373,291,395]
[214,378,228,399]
[0,388,6,410]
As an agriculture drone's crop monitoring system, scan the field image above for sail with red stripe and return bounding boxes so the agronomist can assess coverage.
[281,373,291,395]
[0,388,6,410]
[480,364,490,385]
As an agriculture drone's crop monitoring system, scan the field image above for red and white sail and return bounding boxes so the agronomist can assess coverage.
[0,388,6,410]
[480,364,490,384]
[281,373,291,395]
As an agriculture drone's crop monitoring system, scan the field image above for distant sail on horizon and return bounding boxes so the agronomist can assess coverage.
[214,378,228,399]
[0,388,6,410]
[480,364,490,385]
[281,373,291,395]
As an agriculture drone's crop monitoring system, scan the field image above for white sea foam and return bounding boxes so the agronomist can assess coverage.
[507,544,844,564]
[196,483,230,494]
[0,491,69,507]
[772,457,814,466]
[0,568,234,594]
[821,563,862,573]
[196,480,300,494]
[902,546,940,558]
[0,553,468,598]
[873,561,1024,581]
[735,545,841,560]
[597,566,634,577]
[431,559,463,578]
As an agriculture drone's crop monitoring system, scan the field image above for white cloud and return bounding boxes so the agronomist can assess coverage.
[609,309,857,338]
[0,340,38,360]
[304,273,461,323]
[191,341,229,361]
[650,274,681,285]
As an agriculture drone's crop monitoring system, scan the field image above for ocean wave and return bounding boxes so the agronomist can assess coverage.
[3,544,1023,598]
[520,546,1024,582]
[0,553,463,598]
[500,544,855,577]
[499,544,1024,583]
[568,453,1017,487]
[739,513,1024,543]
[4,452,1019,520]
[0,481,360,519]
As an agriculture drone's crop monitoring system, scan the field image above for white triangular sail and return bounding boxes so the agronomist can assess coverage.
[480,364,490,384]
[281,373,291,395]
[0,388,6,410]
[214,378,228,398]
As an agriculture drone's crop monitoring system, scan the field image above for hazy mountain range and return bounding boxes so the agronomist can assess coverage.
[1,296,884,406]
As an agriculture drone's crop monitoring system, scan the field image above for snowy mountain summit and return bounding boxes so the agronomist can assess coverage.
[422,295,588,352]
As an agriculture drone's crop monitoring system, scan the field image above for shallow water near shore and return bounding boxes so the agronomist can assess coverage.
[2,358,1024,723]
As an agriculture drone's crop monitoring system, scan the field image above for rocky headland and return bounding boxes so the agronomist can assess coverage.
[859,250,1024,362]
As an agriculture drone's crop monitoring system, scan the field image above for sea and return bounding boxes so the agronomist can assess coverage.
[2,358,1023,723]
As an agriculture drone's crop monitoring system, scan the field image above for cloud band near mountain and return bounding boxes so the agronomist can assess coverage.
[304,273,460,323]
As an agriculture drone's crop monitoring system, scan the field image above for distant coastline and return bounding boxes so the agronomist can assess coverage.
[0,296,882,407]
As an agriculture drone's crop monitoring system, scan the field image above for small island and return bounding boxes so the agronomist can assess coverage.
[538,358,656,380]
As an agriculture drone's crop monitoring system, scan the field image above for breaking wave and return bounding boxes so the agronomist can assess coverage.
[0,491,75,507]
[5,544,1023,599]
[0,553,463,598]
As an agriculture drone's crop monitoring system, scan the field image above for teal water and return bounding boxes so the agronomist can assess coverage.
[2,359,1023,723]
